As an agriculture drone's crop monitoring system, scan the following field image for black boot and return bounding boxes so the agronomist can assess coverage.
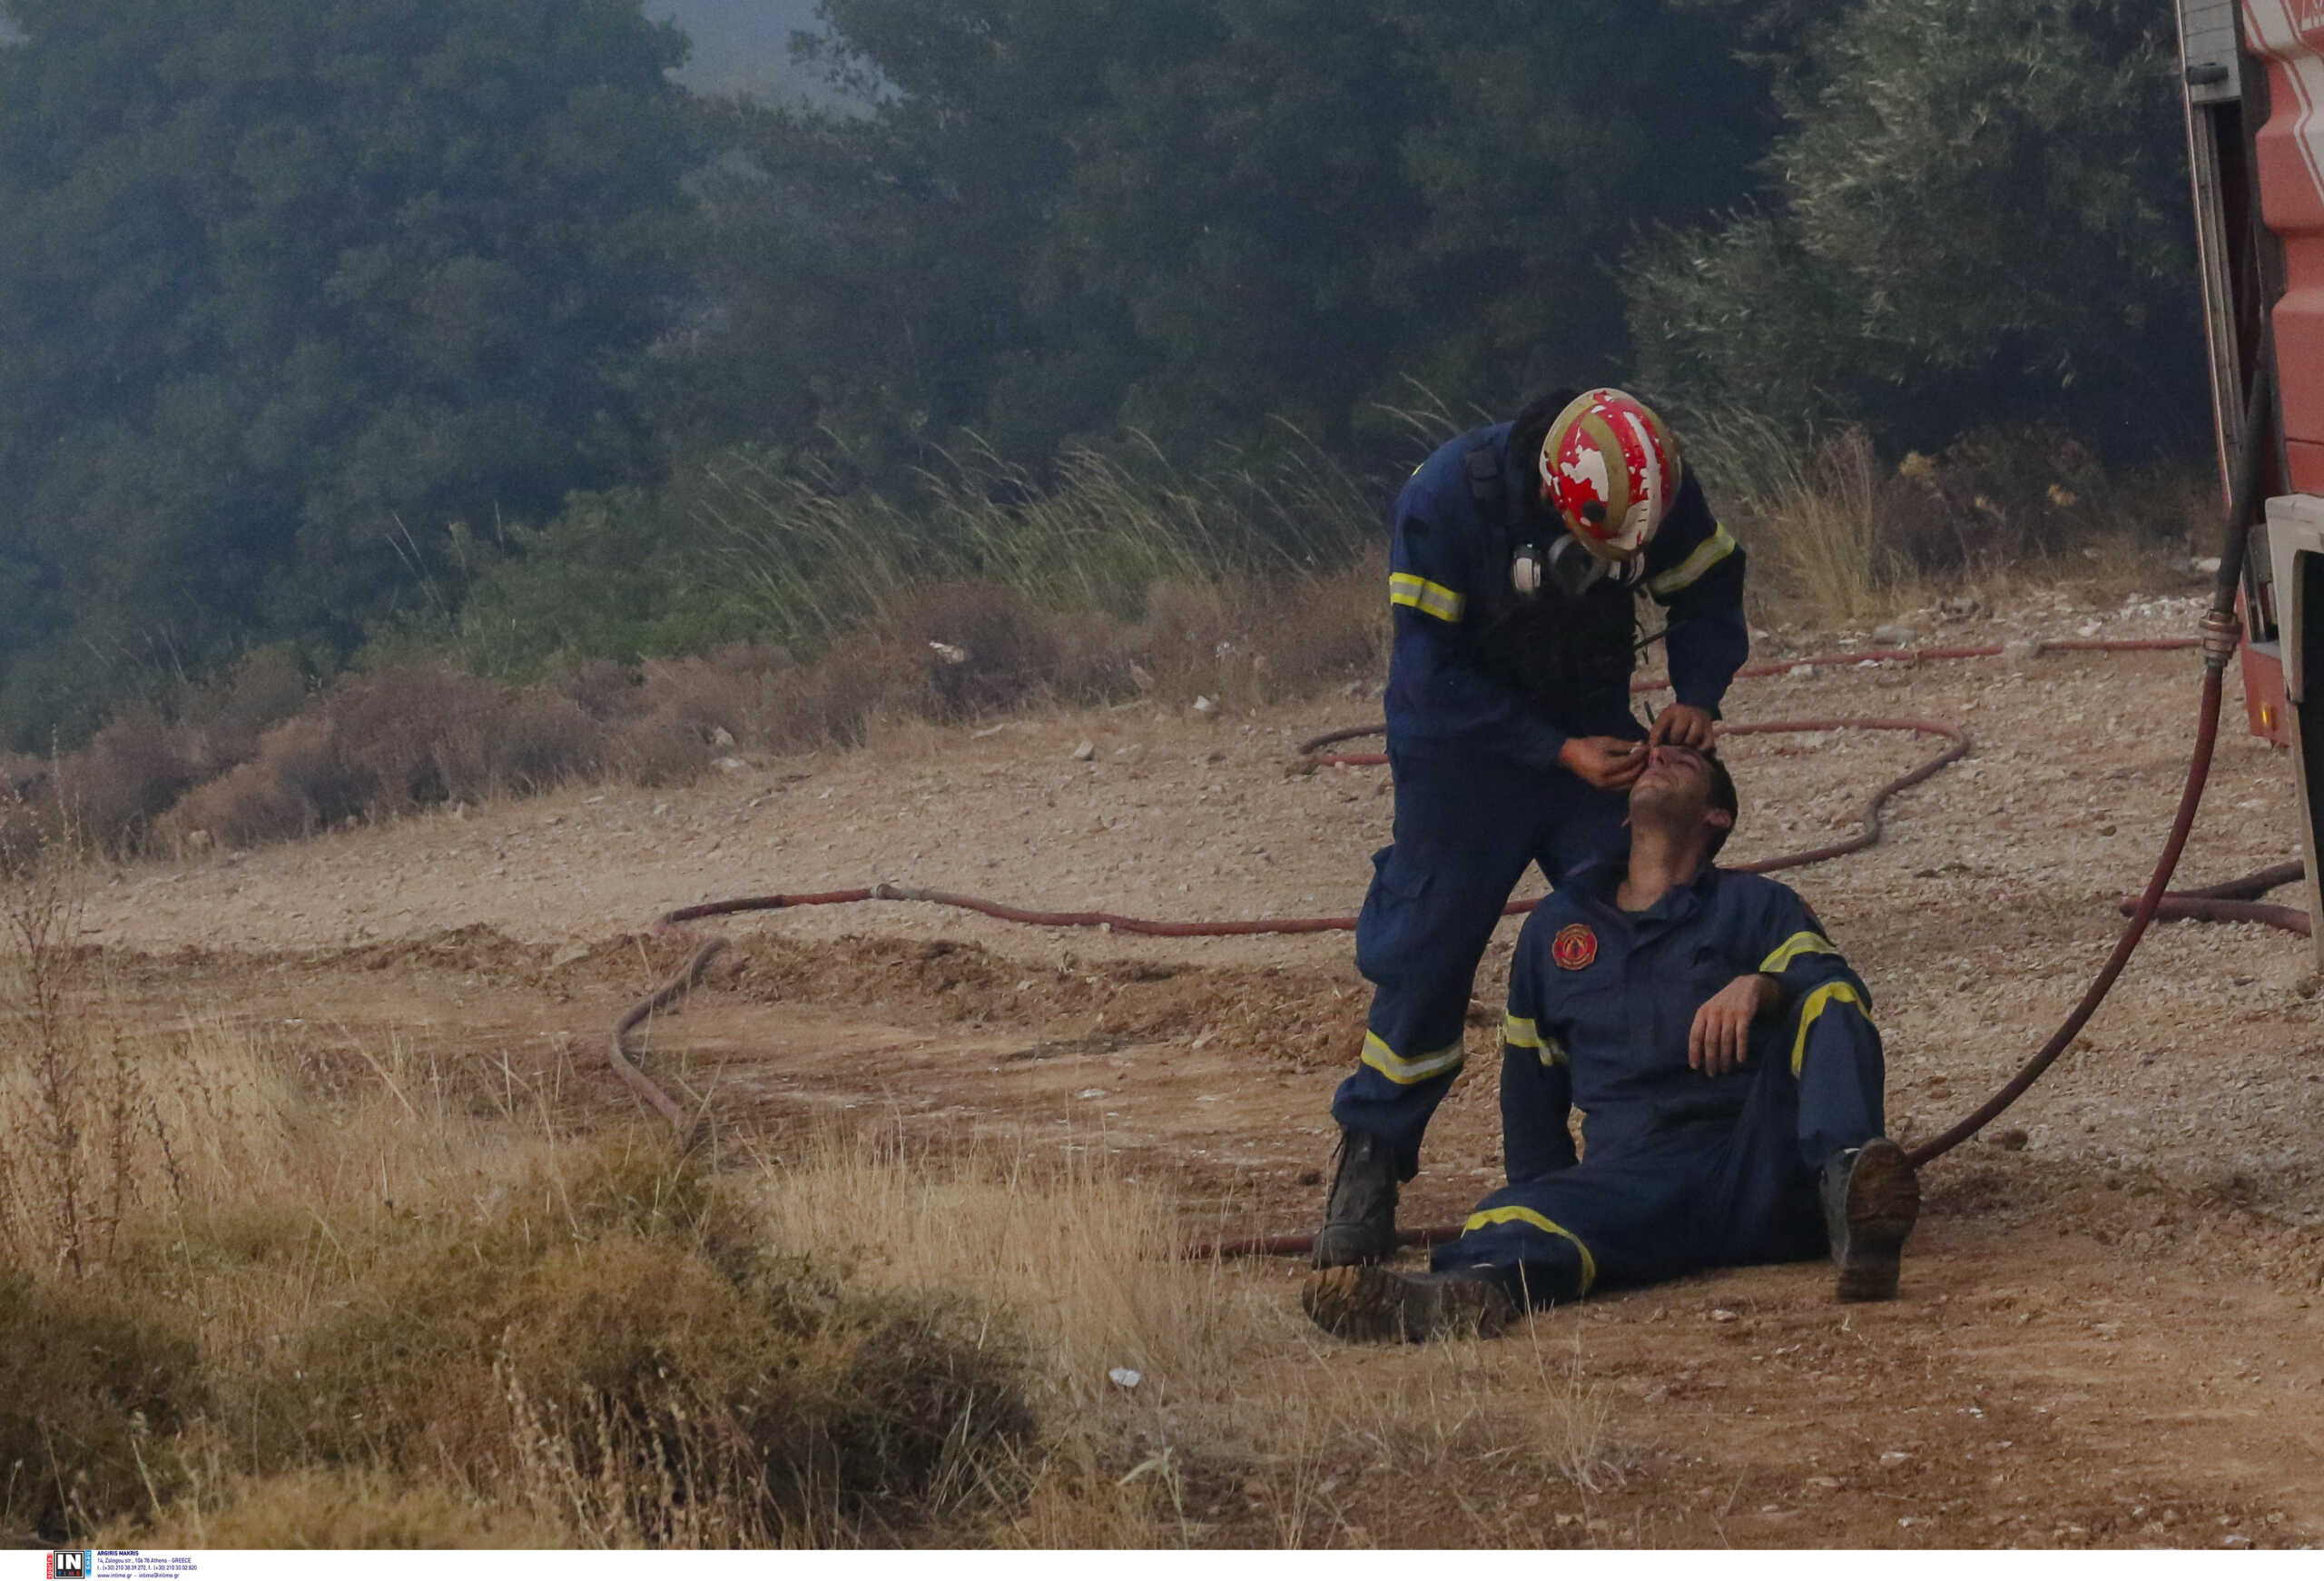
[1822,1138,1920,1302]
[1311,1128,1399,1268]
[1302,1264,1515,1343]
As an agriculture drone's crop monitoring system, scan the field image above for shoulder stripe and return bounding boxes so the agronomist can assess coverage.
[1389,572,1465,623]
[1758,930,1840,974]
[1647,519,1738,599]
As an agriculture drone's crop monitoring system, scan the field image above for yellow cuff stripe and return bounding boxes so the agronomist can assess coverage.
[1461,1206,1598,1295]
[1790,981,1869,1077]
[1758,931,1840,974]
[1647,520,1738,598]
[1389,572,1466,623]
[1361,1031,1466,1086]
[1502,1014,1567,1066]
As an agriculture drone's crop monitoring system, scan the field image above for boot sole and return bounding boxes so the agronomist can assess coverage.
[1837,1140,1920,1303]
[1302,1265,1409,1342]
[1302,1266,1515,1342]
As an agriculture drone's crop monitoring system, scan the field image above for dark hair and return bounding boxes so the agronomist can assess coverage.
[1705,750,1739,860]
[1509,387,1582,477]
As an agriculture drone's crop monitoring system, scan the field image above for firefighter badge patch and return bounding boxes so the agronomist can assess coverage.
[1551,923,1598,971]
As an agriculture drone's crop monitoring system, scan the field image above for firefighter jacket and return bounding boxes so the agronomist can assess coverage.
[1499,859,1873,1180]
[1383,420,1748,769]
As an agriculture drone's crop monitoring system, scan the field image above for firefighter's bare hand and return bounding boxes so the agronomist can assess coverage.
[1689,973,1779,1077]
[1559,735,1647,789]
[1649,704,1716,750]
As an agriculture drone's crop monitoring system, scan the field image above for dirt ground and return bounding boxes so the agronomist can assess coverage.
[77,579,2324,1548]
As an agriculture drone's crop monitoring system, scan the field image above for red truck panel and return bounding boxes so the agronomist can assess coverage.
[2246,3,2324,489]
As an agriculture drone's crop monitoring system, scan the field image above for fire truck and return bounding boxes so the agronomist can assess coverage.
[2181,0,2324,948]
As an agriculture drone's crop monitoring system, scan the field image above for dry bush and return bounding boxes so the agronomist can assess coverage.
[0,1274,205,1544]
[157,727,325,849]
[1749,428,1897,625]
[155,666,606,850]
[206,1142,1033,1544]
[1122,581,1262,713]
[326,664,516,815]
[189,649,310,766]
[606,637,933,786]
[1251,557,1389,702]
[16,653,313,859]
[879,579,1061,721]
[47,706,204,855]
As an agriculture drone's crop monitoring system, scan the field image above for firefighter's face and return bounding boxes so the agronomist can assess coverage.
[1637,743,1711,795]
[1631,744,1734,841]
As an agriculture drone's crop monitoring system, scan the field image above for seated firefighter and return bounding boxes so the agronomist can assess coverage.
[1303,741,1919,1343]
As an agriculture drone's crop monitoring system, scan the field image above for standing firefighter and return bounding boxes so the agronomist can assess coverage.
[1315,387,1749,1267]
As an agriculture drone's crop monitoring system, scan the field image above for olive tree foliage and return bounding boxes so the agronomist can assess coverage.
[1625,0,2203,456]
[0,0,697,744]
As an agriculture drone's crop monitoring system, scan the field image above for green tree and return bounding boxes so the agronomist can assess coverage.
[671,0,1775,469]
[0,0,699,744]
[1625,0,2201,454]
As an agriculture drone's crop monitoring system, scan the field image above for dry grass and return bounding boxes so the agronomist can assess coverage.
[1752,429,1897,627]
[743,1127,1627,1546]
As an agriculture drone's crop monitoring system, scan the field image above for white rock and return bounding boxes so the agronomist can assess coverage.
[929,640,969,666]
[1108,1367,1143,1389]
[709,726,736,748]
[1193,695,1219,715]
[715,756,747,773]
[1071,740,1097,761]
[1872,624,1916,647]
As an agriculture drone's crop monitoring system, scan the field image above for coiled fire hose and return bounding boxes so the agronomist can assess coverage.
[612,359,2287,1254]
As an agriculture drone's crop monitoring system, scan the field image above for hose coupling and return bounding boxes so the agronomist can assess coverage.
[871,881,902,900]
[2199,608,2243,669]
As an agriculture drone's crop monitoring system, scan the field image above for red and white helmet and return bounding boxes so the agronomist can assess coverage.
[1539,388,1682,562]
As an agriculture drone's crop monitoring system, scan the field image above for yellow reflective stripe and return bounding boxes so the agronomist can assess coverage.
[1790,981,1869,1077]
[1502,1014,1567,1066]
[1461,1206,1599,1295]
[1361,1031,1466,1086]
[1758,931,1839,974]
[1389,572,1466,623]
[1647,519,1738,598]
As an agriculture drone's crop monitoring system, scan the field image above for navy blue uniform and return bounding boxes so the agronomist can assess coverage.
[1432,861,1885,1301]
[1331,420,1749,1171]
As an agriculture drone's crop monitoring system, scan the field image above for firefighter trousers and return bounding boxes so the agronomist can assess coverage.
[1330,739,1636,1176]
[1431,996,1886,1303]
